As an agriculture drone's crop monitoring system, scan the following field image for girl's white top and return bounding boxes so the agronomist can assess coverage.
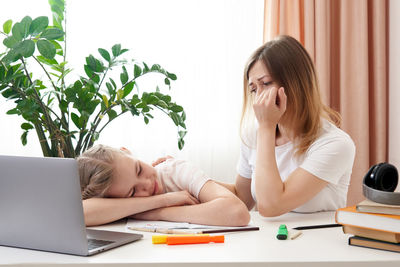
[156,158,211,199]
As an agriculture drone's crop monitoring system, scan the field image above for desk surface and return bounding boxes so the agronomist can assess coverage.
[1,211,400,266]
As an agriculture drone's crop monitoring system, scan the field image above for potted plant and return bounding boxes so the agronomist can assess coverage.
[0,0,187,158]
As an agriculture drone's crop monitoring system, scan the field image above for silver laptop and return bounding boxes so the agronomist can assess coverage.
[0,155,142,256]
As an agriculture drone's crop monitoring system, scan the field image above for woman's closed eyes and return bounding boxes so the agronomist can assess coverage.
[250,81,274,94]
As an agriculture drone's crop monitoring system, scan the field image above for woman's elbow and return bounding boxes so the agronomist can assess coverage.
[257,203,286,217]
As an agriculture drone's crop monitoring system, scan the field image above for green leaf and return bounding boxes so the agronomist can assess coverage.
[107,109,117,121]
[6,108,20,115]
[11,22,24,42]
[98,48,110,62]
[29,16,49,35]
[120,66,128,84]
[37,55,58,66]
[3,19,12,34]
[151,64,160,71]
[120,48,129,55]
[170,105,183,112]
[71,112,81,128]
[134,64,142,78]
[178,130,187,139]
[169,112,179,126]
[14,40,35,58]
[106,82,114,96]
[164,78,170,85]
[21,122,34,130]
[40,28,64,40]
[21,131,28,146]
[178,139,184,150]
[111,44,121,57]
[144,116,149,124]
[110,78,117,89]
[86,55,104,73]
[147,95,159,105]
[102,94,109,108]
[167,72,177,80]
[157,100,168,109]
[3,36,18,48]
[37,39,56,59]
[123,81,134,97]
[20,16,32,38]
[0,66,5,81]
[116,89,124,100]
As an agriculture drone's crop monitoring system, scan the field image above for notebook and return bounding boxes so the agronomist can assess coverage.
[0,155,142,256]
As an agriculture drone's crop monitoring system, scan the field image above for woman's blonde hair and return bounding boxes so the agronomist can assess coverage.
[77,144,124,200]
[241,35,341,156]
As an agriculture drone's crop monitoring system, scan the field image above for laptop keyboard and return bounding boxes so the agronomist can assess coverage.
[88,238,115,250]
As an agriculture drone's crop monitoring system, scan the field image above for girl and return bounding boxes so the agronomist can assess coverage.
[77,144,250,226]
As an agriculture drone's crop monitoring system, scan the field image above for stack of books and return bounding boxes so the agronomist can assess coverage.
[335,199,400,253]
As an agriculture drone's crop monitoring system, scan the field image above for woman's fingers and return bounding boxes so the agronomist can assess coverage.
[278,87,287,111]
[152,155,173,167]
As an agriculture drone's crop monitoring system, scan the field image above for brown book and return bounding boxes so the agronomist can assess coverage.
[356,199,400,215]
[349,236,400,253]
[343,225,400,243]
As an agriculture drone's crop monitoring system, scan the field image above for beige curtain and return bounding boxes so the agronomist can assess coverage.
[264,0,388,206]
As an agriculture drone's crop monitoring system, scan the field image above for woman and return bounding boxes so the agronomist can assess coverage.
[228,35,355,217]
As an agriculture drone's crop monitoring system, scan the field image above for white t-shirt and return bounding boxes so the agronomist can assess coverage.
[237,120,356,212]
[155,158,211,198]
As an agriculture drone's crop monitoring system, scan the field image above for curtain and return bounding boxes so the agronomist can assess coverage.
[264,0,388,206]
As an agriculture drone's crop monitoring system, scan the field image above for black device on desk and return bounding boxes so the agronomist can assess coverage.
[363,162,400,205]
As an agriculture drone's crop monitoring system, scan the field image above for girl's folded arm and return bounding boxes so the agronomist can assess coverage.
[131,180,251,226]
[83,191,198,226]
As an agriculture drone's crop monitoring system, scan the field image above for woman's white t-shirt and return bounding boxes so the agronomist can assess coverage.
[237,120,356,212]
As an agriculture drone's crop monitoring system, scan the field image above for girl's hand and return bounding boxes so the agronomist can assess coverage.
[152,155,173,167]
[253,86,287,129]
[163,190,200,207]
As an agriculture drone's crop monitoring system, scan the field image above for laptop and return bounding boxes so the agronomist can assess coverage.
[0,155,142,256]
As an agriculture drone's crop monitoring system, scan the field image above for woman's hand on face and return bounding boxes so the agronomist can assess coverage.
[253,86,287,128]
[152,155,173,167]
[163,190,200,207]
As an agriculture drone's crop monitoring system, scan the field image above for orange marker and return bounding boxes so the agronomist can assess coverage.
[152,234,209,244]
[166,235,224,245]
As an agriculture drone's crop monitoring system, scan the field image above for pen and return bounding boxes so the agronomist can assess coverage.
[292,223,342,230]
[129,226,259,234]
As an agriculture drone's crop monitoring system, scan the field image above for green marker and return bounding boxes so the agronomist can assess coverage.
[276,224,288,240]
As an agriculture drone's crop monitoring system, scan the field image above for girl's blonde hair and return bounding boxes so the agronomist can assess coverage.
[77,144,124,200]
[241,35,341,156]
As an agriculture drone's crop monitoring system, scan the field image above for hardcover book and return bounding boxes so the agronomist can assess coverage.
[335,206,400,233]
[342,225,400,243]
[349,236,400,253]
[356,199,400,215]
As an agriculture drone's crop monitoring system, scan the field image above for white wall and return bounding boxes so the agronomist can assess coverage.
[389,0,400,171]
[0,0,264,182]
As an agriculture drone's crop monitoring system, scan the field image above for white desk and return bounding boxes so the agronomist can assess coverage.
[1,211,400,266]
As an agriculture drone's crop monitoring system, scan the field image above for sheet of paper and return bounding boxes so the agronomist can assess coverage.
[126,219,256,231]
